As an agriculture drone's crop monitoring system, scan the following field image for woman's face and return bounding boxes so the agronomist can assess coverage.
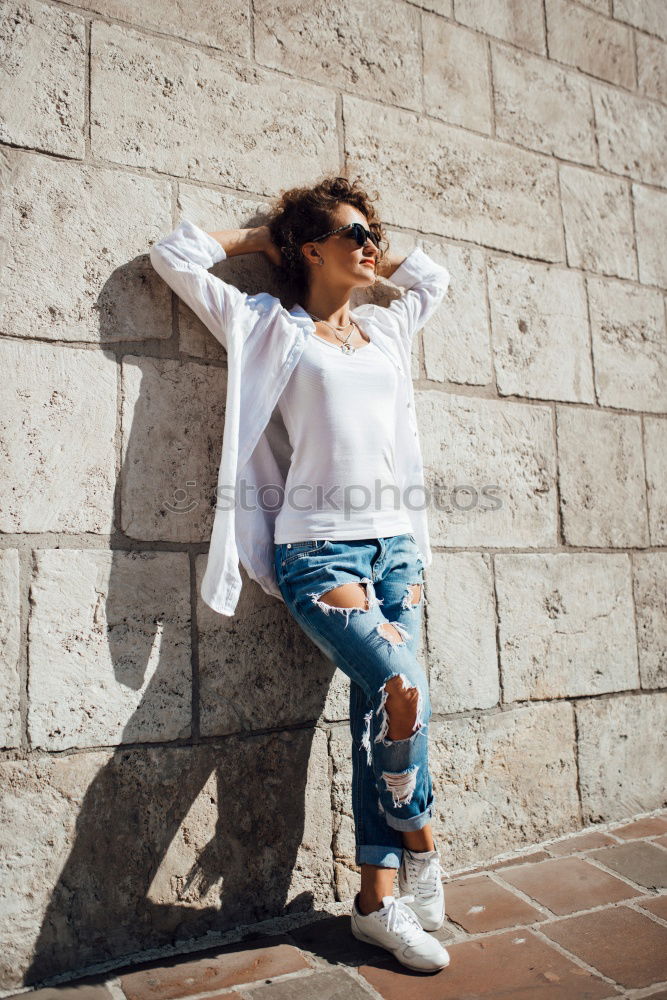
[301,203,378,289]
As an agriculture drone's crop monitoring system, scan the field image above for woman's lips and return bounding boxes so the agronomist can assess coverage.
[361,260,375,268]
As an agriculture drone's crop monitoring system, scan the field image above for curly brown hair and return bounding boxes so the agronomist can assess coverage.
[265,173,389,304]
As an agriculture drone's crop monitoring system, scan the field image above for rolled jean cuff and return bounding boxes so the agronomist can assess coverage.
[357,845,403,868]
[383,804,433,832]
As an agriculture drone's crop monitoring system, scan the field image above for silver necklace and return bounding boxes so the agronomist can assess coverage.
[307,312,359,355]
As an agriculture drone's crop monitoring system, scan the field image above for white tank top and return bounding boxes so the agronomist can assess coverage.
[273,330,413,542]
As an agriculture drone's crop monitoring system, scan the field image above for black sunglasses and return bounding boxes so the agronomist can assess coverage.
[311,222,381,250]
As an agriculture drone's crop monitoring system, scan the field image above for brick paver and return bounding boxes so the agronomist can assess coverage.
[443,873,544,932]
[8,812,667,1000]
[7,988,114,1000]
[494,855,641,914]
[541,905,667,989]
[245,969,370,998]
[608,816,667,839]
[587,841,667,890]
[637,893,667,920]
[452,849,551,877]
[545,830,618,855]
[118,938,311,1000]
[358,928,614,999]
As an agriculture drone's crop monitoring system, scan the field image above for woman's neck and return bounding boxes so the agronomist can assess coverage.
[303,287,353,327]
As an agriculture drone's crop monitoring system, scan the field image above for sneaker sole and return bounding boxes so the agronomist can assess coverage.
[350,919,450,972]
[420,916,445,931]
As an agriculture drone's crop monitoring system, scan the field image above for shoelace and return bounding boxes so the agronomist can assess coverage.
[404,852,445,901]
[381,894,424,943]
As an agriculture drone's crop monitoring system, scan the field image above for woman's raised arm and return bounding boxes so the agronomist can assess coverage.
[149,219,282,351]
[378,246,450,344]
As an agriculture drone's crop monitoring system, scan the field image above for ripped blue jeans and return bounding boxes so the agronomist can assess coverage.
[274,532,434,870]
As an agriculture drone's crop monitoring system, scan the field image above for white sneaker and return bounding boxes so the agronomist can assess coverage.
[351,892,450,972]
[398,846,446,931]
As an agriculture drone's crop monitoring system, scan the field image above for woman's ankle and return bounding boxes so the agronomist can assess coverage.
[356,891,384,916]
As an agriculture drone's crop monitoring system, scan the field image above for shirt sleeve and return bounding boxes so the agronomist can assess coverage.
[382,246,451,342]
[149,217,280,351]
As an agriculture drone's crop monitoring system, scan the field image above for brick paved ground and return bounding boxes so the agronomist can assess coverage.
[8,812,667,1000]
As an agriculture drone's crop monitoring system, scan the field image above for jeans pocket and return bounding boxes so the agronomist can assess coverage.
[281,539,329,567]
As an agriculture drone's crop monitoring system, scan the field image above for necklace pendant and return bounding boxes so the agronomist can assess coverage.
[341,342,354,354]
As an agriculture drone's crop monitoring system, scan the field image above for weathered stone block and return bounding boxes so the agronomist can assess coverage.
[557,406,649,547]
[330,726,356,881]
[430,702,580,867]
[493,45,595,163]
[634,551,667,690]
[90,22,338,193]
[488,257,594,402]
[560,163,637,279]
[577,0,610,13]
[416,391,557,547]
[344,96,563,261]
[423,17,492,132]
[592,83,667,187]
[196,555,349,737]
[634,183,667,289]
[613,0,667,42]
[455,0,546,53]
[0,340,116,533]
[0,730,332,989]
[254,0,422,111]
[423,243,492,387]
[588,276,667,412]
[28,549,191,750]
[60,0,251,54]
[0,0,85,157]
[0,549,21,749]
[497,552,639,701]
[644,416,667,545]
[545,0,635,88]
[418,0,453,14]
[577,691,667,823]
[0,148,172,342]
[636,32,667,102]
[425,551,500,713]
[334,859,359,901]
[121,356,227,542]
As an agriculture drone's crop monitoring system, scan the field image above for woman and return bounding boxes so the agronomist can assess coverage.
[150,175,451,974]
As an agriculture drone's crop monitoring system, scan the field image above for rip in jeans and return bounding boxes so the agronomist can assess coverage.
[361,671,426,810]
[308,578,425,806]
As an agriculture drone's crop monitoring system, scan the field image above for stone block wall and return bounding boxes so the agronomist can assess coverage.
[1,0,666,990]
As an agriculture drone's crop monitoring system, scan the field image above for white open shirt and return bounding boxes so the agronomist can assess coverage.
[149,219,451,616]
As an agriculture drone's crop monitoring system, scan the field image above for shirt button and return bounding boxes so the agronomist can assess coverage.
[287,543,292,548]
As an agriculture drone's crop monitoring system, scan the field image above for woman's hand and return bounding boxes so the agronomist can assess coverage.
[206,224,282,265]
[257,225,282,267]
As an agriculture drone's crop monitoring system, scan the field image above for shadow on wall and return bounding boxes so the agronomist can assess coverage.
[21,244,343,987]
